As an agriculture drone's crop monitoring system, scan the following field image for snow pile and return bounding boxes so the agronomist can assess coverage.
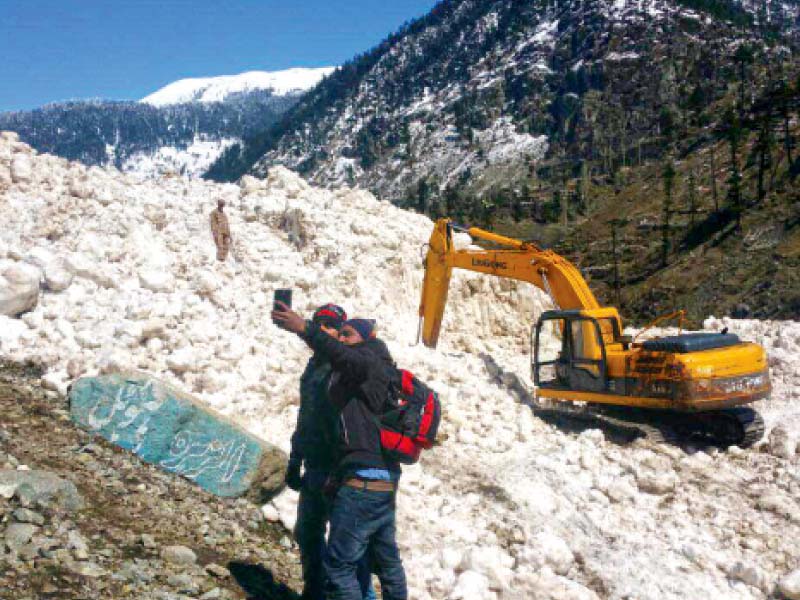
[142,67,335,106]
[1,131,799,600]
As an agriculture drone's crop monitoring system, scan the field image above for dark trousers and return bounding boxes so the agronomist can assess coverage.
[294,471,375,600]
[324,485,407,600]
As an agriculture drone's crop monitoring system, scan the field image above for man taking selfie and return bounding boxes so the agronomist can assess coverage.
[282,303,377,600]
[273,304,407,600]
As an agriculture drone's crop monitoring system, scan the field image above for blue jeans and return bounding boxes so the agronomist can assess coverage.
[294,470,376,600]
[324,485,407,600]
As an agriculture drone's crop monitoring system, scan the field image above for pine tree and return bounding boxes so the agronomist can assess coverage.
[686,168,699,226]
[661,159,676,267]
[416,178,430,215]
[754,109,774,203]
[724,107,744,229]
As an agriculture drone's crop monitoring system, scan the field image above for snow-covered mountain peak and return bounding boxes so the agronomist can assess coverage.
[141,67,336,106]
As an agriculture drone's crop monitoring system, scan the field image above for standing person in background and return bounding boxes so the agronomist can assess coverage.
[284,303,376,600]
[209,199,231,261]
[273,305,408,600]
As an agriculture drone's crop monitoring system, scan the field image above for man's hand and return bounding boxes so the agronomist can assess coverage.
[285,460,302,491]
[272,302,306,334]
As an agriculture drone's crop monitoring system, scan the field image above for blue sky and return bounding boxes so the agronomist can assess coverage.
[0,0,439,112]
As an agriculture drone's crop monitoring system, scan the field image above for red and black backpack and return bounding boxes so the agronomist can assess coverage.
[374,369,442,464]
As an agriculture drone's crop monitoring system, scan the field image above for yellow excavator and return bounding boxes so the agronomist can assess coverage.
[419,218,770,447]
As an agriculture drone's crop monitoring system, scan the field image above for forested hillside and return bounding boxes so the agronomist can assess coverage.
[207,0,799,321]
[0,91,298,174]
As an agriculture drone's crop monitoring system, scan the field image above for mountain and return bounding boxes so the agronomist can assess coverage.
[206,0,799,206]
[0,68,332,178]
[205,0,799,322]
[142,67,335,106]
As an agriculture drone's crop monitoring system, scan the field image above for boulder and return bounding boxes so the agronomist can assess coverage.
[0,469,84,511]
[69,373,287,500]
[162,545,197,565]
[4,522,37,550]
[0,261,40,317]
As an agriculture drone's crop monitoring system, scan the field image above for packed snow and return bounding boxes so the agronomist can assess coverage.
[1,132,799,600]
[142,67,335,106]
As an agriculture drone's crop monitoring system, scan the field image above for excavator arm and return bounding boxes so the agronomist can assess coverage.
[419,218,603,347]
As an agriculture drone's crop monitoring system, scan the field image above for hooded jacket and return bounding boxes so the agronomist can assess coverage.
[304,322,400,478]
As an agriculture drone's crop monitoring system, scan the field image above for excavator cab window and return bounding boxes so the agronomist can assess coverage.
[533,312,608,393]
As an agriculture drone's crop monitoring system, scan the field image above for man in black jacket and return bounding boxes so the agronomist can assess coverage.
[285,303,359,600]
[273,306,408,600]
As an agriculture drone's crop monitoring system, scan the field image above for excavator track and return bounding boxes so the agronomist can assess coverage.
[533,401,765,448]
[676,407,765,448]
[533,402,676,445]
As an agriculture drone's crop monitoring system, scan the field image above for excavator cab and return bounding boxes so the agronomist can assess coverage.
[532,309,621,394]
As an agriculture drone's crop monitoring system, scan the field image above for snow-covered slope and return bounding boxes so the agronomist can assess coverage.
[142,67,335,106]
[121,135,238,179]
[212,0,799,206]
[1,132,799,599]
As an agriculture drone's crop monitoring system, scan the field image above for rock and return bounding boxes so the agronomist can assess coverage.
[0,469,84,511]
[0,261,41,317]
[728,561,767,591]
[12,508,45,525]
[200,588,223,600]
[0,483,14,500]
[140,533,158,548]
[114,560,154,583]
[167,572,199,593]
[68,560,106,578]
[162,544,197,565]
[205,563,230,579]
[778,569,800,600]
[69,373,287,500]
[66,530,89,557]
[3,522,37,550]
[768,425,797,459]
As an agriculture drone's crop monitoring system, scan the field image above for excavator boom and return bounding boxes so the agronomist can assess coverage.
[419,219,601,347]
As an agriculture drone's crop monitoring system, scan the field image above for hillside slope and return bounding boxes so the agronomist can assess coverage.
[207,0,798,200]
[0,361,299,600]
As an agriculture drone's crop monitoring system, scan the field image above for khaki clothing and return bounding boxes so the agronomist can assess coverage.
[210,209,231,261]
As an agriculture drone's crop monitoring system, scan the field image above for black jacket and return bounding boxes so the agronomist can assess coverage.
[304,322,400,478]
[289,355,339,472]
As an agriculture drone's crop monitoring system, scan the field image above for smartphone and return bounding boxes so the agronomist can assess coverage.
[273,288,292,324]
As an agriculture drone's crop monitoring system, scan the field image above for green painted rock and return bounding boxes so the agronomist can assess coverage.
[69,373,286,501]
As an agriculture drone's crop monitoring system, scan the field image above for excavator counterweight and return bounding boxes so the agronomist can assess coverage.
[419,219,769,447]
